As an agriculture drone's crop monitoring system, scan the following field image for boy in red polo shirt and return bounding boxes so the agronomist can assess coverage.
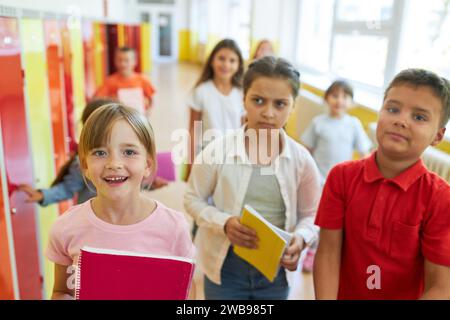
[314,69,450,300]
[94,46,155,112]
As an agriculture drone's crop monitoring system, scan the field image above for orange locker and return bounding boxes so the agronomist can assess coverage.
[82,21,96,101]
[0,16,42,300]
[93,22,108,88]
[60,22,76,153]
[43,20,72,215]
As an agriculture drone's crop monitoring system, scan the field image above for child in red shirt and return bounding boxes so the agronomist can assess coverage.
[95,47,155,113]
[314,69,450,300]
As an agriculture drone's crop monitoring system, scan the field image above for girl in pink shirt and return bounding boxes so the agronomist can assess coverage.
[46,103,195,300]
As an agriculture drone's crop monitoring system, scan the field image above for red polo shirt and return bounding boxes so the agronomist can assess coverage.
[315,152,450,300]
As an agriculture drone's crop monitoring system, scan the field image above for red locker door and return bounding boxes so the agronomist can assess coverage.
[0,125,19,300]
[125,25,141,72]
[60,22,76,154]
[0,16,42,300]
[106,24,118,75]
[124,25,141,72]
[44,20,72,215]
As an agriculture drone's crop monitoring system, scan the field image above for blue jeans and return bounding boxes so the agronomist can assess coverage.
[204,247,289,300]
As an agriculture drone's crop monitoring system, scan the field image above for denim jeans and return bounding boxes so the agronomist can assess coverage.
[204,247,289,300]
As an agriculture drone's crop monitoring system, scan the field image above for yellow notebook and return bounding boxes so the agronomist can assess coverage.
[233,205,293,282]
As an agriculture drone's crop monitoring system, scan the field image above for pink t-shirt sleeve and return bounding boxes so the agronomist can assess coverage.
[173,216,196,259]
[45,219,73,266]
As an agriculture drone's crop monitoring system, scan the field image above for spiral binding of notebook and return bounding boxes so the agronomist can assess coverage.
[74,251,83,300]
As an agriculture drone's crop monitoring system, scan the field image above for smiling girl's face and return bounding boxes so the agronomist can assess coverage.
[83,119,152,201]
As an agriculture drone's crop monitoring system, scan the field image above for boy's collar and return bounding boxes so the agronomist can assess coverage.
[364,152,428,191]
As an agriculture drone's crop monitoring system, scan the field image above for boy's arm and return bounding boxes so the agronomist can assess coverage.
[145,96,152,109]
[51,263,75,300]
[313,228,343,300]
[420,259,450,300]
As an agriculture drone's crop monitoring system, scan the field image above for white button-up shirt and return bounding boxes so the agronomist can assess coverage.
[184,128,321,285]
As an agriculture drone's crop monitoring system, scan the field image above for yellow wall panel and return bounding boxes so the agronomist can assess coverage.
[93,22,106,87]
[178,29,190,61]
[204,34,220,63]
[285,106,300,143]
[438,140,450,153]
[118,24,125,47]
[347,105,379,132]
[20,18,58,299]
[140,23,151,72]
[69,25,86,140]
[188,31,199,63]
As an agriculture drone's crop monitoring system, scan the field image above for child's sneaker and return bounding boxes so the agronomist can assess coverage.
[302,248,316,273]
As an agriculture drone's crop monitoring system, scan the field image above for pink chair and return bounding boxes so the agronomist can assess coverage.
[155,152,176,181]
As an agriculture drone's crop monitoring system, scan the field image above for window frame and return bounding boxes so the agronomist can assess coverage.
[295,0,407,95]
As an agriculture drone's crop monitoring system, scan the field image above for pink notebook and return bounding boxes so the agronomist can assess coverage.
[75,247,195,300]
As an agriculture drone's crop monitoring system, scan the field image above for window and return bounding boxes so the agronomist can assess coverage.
[227,0,252,59]
[296,0,334,73]
[396,0,450,80]
[397,0,450,136]
[331,34,388,87]
[336,0,394,21]
[295,0,450,137]
[296,0,398,88]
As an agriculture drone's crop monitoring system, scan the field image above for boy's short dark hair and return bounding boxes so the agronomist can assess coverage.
[116,46,136,54]
[384,69,450,128]
[324,80,354,100]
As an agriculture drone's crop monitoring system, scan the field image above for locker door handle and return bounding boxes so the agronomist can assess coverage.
[11,207,17,215]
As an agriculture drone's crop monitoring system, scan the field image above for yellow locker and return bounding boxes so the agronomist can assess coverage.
[69,23,86,141]
[20,18,58,299]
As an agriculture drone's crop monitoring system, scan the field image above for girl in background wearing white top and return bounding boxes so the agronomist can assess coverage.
[300,80,372,273]
[184,57,321,300]
[187,39,245,179]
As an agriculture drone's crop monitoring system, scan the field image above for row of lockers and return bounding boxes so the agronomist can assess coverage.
[0,16,151,300]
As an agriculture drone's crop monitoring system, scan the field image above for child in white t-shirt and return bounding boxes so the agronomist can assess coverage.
[187,39,245,176]
[300,80,372,272]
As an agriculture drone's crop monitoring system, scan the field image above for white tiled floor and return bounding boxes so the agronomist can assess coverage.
[146,62,315,300]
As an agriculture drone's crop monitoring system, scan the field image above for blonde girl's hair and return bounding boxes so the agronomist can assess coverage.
[78,103,157,176]
[252,39,275,60]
